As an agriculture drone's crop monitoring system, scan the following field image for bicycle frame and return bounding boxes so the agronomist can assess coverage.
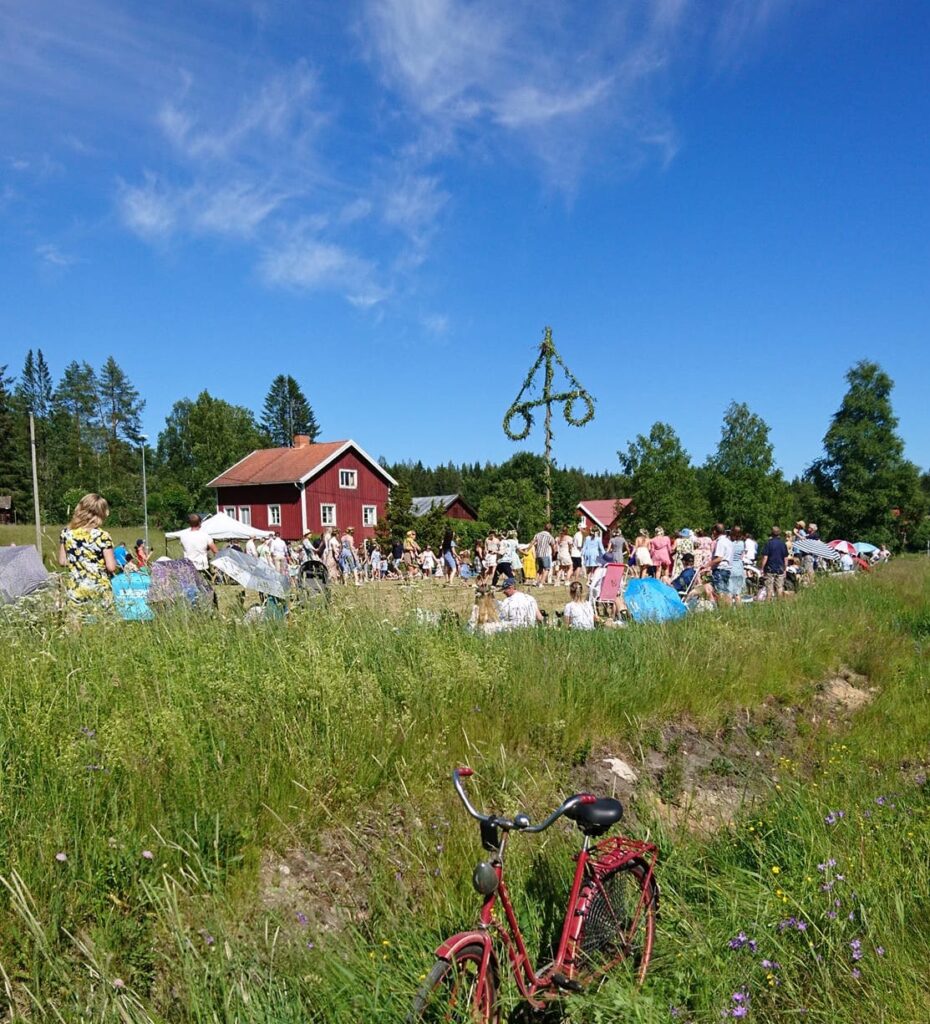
[435,829,659,1011]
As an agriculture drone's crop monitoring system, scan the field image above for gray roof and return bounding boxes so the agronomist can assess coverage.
[0,496,11,510]
[411,494,460,517]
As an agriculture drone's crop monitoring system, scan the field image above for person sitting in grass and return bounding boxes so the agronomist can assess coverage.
[563,580,597,630]
[497,577,543,627]
[671,553,696,595]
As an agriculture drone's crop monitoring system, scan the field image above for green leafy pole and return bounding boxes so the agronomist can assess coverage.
[503,326,595,523]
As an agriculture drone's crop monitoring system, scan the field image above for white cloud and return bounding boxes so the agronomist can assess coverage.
[421,312,449,334]
[36,242,75,267]
[258,235,389,307]
[117,175,177,239]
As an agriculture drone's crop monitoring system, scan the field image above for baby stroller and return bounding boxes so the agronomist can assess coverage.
[296,552,330,604]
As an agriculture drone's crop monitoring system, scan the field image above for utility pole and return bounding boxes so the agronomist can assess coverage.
[29,412,41,553]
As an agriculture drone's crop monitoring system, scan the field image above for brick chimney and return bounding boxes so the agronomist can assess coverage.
[293,434,311,448]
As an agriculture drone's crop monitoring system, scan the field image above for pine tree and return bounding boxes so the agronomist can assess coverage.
[377,476,415,546]
[97,356,144,446]
[807,361,923,546]
[14,350,55,514]
[52,361,99,473]
[261,375,319,446]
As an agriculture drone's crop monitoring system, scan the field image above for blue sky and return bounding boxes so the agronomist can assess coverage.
[2,0,928,479]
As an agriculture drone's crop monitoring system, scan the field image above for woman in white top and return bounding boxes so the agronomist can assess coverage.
[563,581,597,630]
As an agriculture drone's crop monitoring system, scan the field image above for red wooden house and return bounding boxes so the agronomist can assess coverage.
[207,436,397,542]
[411,494,478,521]
[576,499,633,536]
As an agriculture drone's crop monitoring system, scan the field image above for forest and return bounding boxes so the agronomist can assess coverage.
[1,352,928,548]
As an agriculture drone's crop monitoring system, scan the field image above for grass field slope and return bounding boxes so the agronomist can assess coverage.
[0,560,928,1022]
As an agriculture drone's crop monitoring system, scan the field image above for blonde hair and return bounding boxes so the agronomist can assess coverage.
[69,493,109,530]
[654,526,665,537]
[475,589,500,625]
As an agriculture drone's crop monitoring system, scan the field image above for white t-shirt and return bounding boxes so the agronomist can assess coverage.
[245,538,258,558]
[712,535,733,571]
[498,590,540,627]
[563,600,595,630]
[270,537,288,559]
[499,538,518,564]
[743,538,758,564]
[180,529,212,571]
[571,530,584,557]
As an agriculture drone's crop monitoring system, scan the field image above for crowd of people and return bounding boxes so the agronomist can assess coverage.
[53,492,891,626]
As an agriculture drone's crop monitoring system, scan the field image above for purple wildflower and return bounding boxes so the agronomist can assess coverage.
[850,939,863,961]
[80,726,96,739]
[851,968,861,980]
[761,959,780,970]
[824,810,845,826]
[826,911,837,920]
[875,796,886,806]
[817,859,837,872]
[848,911,856,922]
[55,851,67,863]
[728,932,748,949]
[820,882,834,892]
[296,912,308,927]
[731,1009,748,1019]
[112,978,125,990]
[141,850,154,860]
[199,930,215,946]
[306,941,315,950]
[797,920,808,931]
[875,946,885,957]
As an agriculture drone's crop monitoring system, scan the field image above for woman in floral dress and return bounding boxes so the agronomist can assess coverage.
[58,493,117,610]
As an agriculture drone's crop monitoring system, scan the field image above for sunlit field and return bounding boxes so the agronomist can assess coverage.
[1,558,928,1021]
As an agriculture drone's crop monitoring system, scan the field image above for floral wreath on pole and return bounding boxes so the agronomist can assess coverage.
[503,326,595,441]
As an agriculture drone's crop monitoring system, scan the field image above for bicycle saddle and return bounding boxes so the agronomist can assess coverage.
[565,796,623,837]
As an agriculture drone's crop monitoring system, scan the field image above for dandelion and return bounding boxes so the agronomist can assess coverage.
[381,940,391,947]
[771,866,781,875]
[141,850,154,860]
[55,852,67,863]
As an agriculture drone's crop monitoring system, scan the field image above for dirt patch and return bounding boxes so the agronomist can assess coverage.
[817,666,876,713]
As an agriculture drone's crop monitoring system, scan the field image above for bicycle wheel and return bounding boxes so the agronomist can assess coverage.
[406,943,500,1023]
[575,861,656,985]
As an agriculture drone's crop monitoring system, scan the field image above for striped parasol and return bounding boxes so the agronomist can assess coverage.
[828,540,857,556]
[793,538,840,562]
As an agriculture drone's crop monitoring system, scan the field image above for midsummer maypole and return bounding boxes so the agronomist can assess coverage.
[503,326,595,523]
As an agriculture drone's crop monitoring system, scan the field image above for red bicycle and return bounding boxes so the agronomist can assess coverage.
[407,767,659,1022]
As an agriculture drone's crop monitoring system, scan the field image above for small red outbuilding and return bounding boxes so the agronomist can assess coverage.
[207,436,397,542]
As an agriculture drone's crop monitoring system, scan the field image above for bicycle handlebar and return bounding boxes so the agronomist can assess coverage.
[452,767,595,834]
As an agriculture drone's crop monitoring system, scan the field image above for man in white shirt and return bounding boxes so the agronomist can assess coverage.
[571,526,584,581]
[709,523,733,606]
[269,533,288,574]
[743,533,758,566]
[180,514,217,572]
[245,537,258,559]
[497,577,543,627]
[532,524,556,586]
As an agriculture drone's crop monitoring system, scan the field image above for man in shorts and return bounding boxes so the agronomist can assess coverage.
[760,525,789,599]
[532,523,555,586]
[709,523,733,607]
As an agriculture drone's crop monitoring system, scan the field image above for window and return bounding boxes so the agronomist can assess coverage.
[320,503,336,527]
[578,515,587,528]
[267,504,281,527]
[362,505,377,527]
[223,506,236,518]
[339,469,358,489]
[238,506,251,526]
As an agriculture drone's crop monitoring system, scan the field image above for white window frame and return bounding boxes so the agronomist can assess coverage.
[267,504,281,527]
[578,515,587,528]
[362,504,377,527]
[238,506,251,526]
[320,503,337,527]
[223,506,236,518]
[338,469,358,489]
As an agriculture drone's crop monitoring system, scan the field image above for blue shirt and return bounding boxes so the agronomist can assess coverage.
[761,538,789,573]
[671,567,695,593]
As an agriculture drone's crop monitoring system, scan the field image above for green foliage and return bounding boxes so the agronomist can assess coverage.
[478,476,546,534]
[376,476,416,545]
[806,361,926,546]
[155,391,269,518]
[261,374,319,447]
[704,402,793,536]
[618,422,710,532]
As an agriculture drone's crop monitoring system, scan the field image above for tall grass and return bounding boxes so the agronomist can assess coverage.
[0,562,928,1021]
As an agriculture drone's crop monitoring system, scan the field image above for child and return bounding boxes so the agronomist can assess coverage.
[369,542,382,580]
[563,580,597,630]
[420,546,437,577]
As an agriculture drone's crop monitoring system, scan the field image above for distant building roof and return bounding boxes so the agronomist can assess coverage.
[411,494,478,518]
[0,496,11,510]
[577,499,633,530]
[207,439,397,489]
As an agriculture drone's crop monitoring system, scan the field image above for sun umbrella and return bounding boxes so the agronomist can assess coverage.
[828,540,857,556]
[854,542,878,555]
[793,538,840,562]
[0,545,50,604]
[623,578,687,624]
[212,547,289,598]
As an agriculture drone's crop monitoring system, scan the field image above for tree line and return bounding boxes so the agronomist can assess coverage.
[1,352,927,548]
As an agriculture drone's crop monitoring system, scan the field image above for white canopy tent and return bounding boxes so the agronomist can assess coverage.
[165,512,273,542]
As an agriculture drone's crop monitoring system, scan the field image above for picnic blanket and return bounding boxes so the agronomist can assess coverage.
[623,577,688,624]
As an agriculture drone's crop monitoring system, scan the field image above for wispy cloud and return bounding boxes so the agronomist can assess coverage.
[36,242,76,268]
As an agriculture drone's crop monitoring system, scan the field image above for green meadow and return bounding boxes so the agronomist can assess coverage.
[0,558,928,1022]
